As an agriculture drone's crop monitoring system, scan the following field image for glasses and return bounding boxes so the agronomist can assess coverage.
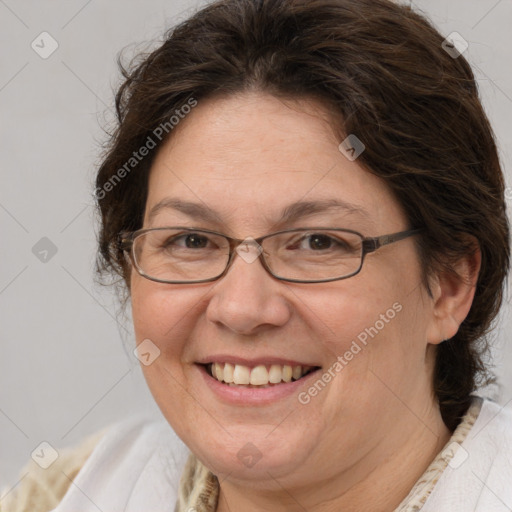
[119,226,422,284]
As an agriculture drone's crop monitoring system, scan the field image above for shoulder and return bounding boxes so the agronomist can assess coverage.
[463,396,512,462]
[0,414,180,512]
[471,396,512,438]
[0,428,107,512]
[47,415,189,511]
[423,397,512,511]
[466,397,512,463]
[465,397,512,470]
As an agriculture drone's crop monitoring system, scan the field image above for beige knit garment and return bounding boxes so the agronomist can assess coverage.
[0,429,107,512]
[0,399,481,512]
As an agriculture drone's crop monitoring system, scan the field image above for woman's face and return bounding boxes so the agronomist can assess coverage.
[131,92,443,491]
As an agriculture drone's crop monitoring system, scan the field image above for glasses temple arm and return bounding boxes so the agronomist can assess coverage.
[363,228,423,254]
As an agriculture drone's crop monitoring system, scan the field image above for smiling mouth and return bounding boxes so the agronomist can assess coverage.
[204,362,320,388]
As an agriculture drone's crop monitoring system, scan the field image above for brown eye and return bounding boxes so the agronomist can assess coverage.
[181,233,209,249]
[289,233,351,252]
[307,234,334,250]
[160,233,211,250]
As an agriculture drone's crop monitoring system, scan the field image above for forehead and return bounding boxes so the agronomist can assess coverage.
[145,92,406,235]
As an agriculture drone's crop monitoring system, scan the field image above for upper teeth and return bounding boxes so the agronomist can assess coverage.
[210,362,312,386]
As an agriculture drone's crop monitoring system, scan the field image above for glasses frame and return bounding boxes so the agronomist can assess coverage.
[119,226,423,284]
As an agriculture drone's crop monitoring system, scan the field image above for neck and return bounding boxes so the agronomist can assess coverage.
[216,405,451,512]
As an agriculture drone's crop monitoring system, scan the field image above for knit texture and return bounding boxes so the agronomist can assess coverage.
[0,429,107,512]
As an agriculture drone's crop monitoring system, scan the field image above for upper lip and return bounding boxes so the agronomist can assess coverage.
[195,355,322,367]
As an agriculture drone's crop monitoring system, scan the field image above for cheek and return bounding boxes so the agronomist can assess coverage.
[309,277,399,349]
[130,277,199,357]
[130,277,224,379]
[310,270,428,399]
[131,287,171,345]
[130,278,205,425]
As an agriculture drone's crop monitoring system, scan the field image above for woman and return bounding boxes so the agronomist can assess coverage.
[3,0,511,510]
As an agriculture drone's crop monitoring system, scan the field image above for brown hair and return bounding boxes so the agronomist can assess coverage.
[95,0,510,430]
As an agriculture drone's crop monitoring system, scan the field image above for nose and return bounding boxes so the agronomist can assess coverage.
[205,241,291,335]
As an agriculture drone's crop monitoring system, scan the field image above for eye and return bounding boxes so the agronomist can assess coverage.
[292,233,351,251]
[169,232,211,249]
[301,234,335,250]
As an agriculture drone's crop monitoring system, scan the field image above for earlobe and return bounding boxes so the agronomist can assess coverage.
[426,241,481,345]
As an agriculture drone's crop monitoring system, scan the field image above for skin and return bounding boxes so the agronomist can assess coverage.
[130,92,480,511]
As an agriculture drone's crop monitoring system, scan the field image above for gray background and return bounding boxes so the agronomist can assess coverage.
[1,0,511,490]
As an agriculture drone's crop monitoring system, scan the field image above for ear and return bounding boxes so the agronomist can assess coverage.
[426,239,481,345]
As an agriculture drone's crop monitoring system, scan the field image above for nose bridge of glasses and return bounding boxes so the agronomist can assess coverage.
[232,236,264,265]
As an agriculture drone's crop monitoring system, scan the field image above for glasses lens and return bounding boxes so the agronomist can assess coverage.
[133,229,230,282]
[263,229,363,281]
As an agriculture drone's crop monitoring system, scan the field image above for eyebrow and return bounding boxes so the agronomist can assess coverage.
[147,197,372,228]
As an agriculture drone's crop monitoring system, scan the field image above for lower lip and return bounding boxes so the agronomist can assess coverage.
[195,364,322,406]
